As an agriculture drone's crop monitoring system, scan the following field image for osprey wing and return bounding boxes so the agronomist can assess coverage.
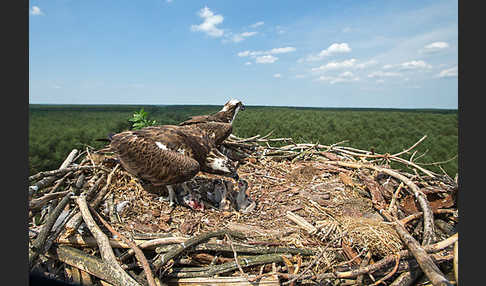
[109,129,200,186]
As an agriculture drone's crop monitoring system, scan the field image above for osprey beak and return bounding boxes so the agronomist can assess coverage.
[240,104,246,111]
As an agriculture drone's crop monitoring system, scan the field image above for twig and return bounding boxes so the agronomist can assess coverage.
[392,135,427,157]
[29,191,74,269]
[282,231,348,286]
[166,254,287,278]
[59,149,79,169]
[29,166,100,182]
[320,160,437,245]
[380,210,452,286]
[225,233,249,280]
[29,191,70,212]
[48,245,140,286]
[91,207,157,286]
[388,182,404,214]
[371,253,400,285]
[152,229,246,270]
[75,195,140,286]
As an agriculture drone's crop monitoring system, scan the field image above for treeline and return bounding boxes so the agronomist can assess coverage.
[29,105,458,177]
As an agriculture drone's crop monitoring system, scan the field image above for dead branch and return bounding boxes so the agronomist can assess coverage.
[75,195,140,286]
[153,229,246,270]
[320,160,437,245]
[166,253,288,278]
[380,210,452,286]
[29,191,70,212]
[48,245,139,286]
[91,207,157,286]
[29,191,74,269]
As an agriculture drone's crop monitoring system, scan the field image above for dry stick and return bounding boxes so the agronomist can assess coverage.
[64,165,118,236]
[356,251,372,286]
[48,171,73,194]
[321,160,437,245]
[29,191,74,269]
[152,229,246,270]
[281,231,348,286]
[288,233,457,284]
[157,243,316,256]
[389,269,422,286]
[400,209,457,225]
[60,149,79,169]
[57,234,153,249]
[225,233,249,280]
[91,208,157,286]
[120,237,188,261]
[29,191,70,211]
[392,135,428,157]
[388,182,404,214]
[29,166,100,182]
[75,195,140,286]
[49,245,139,286]
[29,149,79,197]
[381,210,452,286]
[371,253,401,286]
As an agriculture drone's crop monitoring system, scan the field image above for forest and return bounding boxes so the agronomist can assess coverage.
[28,104,458,177]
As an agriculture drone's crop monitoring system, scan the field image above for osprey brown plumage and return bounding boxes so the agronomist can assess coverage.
[106,122,238,206]
[179,99,245,126]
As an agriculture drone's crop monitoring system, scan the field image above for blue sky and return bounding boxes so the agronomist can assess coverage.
[29,0,458,109]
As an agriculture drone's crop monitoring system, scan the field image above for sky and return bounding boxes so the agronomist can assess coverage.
[29,0,458,109]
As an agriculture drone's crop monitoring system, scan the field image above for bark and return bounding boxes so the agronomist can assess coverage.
[29,191,74,268]
[49,245,140,286]
[75,195,140,286]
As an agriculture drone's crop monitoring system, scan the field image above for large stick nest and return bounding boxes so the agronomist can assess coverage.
[28,132,459,285]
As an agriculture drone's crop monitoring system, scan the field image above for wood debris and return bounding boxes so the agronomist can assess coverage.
[29,133,458,285]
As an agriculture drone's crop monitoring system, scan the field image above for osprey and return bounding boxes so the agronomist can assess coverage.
[105,122,239,207]
[179,99,245,126]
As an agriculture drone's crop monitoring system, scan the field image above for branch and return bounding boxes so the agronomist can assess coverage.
[91,207,157,286]
[152,229,246,270]
[75,195,140,286]
[320,160,437,245]
[381,210,452,286]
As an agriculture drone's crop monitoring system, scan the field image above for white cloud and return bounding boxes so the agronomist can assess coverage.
[191,6,224,37]
[273,73,282,78]
[300,43,351,62]
[166,0,173,3]
[368,71,402,78]
[30,6,44,16]
[230,31,258,43]
[382,60,433,70]
[237,47,296,61]
[355,59,378,69]
[400,60,432,70]
[250,21,264,28]
[311,59,357,72]
[244,62,252,66]
[295,74,306,79]
[422,41,449,53]
[255,55,278,64]
[436,66,458,78]
[339,71,354,77]
[270,47,296,54]
[317,74,360,84]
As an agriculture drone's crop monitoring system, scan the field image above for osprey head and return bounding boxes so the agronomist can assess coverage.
[205,148,239,180]
[221,99,245,112]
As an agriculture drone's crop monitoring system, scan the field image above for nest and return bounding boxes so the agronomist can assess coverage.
[28,133,459,285]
